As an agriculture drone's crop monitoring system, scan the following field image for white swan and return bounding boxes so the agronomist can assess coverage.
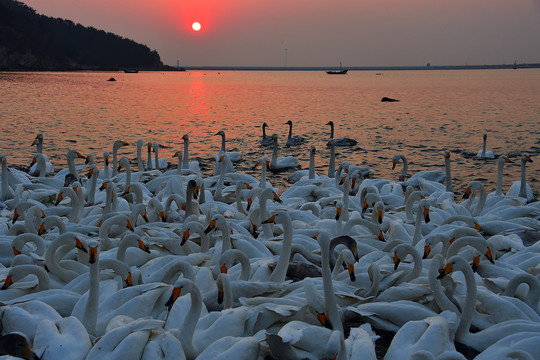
[444,150,453,193]
[326,120,357,146]
[507,152,534,202]
[111,140,129,177]
[284,120,304,147]
[261,122,273,146]
[476,132,495,159]
[269,133,299,172]
[437,255,540,352]
[30,132,55,175]
[0,153,15,202]
[181,134,200,174]
[149,142,168,170]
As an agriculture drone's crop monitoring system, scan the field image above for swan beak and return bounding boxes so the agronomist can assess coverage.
[122,185,130,196]
[104,155,109,166]
[471,255,480,272]
[335,207,342,221]
[204,219,216,234]
[252,161,260,169]
[55,192,63,206]
[1,274,13,290]
[75,238,88,253]
[474,223,481,231]
[378,209,384,224]
[165,286,182,307]
[262,214,276,224]
[29,156,37,167]
[348,264,356,282]
[445,151,451,159]
[142,210,149,223]
[12,246,21,256]
[126,220,134,231]
[245,183,253,190]
[393,252,401,270]
[122,141,129,146]
[423,207,430,223]
[246,197,253,211]
[250,222,258,238]
[505,157,512,163]
[38,223,46,236]
[437,263,454,279]
[362,200,368,213]
[449,237,456,245]
[88,245,98,264]
[273,192,283,204]
[316,312,333,330]
[422,245,431,259]
[85,156,90,165]
[378,230,385,242]
[138,240,151,254]
[219,263,229,274]
[88,167,95,178]
[99,181,108,191]
[462,187,472,200]
[32,139,37,146]
[339,176,345,185]
[392,161,397,170]
[525,155,533,163]
[159,211,166,222]
[181,230,190,246]
[485,248,495,263]
[76,152,85,159]
[125,272,133,287]
[12,209,19,224]
[265,160,270,170]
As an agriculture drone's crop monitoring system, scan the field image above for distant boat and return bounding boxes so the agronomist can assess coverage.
[326,62,348,75]
[123,69,139,73]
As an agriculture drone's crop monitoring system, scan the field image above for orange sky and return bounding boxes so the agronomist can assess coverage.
[21,0,540,67]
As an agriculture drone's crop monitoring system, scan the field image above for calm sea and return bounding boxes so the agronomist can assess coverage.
[1,70,539,197]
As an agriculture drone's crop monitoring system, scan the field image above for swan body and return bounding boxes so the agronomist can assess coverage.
[269,133,299,171]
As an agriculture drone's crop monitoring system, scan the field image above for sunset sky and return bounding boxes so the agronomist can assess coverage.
[22,0,540,68]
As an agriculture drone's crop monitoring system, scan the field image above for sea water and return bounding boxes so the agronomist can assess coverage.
[0,69,538,196]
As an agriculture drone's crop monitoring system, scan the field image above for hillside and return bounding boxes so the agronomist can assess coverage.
[0,0,168,71]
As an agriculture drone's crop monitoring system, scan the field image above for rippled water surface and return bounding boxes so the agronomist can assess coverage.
[1,70,539,196]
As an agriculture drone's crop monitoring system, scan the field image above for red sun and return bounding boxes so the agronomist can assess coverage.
[192,22,201,31]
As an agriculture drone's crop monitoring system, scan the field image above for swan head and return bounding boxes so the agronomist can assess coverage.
[182,134,189,141]
[445,150,451,159]
[103,151,109,166]
[0,332,40,360]
[326,120,334,126]
[483,132,487,139]
[262,122,268,129]
[285,120,293,126]
[523,152,532,163]
[214,130,225,137]
[88,241,99,264]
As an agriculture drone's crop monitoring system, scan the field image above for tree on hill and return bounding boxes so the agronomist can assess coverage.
[0,0,167,70]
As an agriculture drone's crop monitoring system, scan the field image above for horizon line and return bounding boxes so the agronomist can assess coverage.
[177,62,540,71]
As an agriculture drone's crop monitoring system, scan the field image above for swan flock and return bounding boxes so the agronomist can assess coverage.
[0,130,538,360]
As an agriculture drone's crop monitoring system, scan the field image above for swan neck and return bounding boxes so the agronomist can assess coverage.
[269,215,293,283]
[320,234,344,334]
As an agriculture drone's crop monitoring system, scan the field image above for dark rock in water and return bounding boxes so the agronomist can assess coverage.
[381,96,399,102]
[107,77,116,82]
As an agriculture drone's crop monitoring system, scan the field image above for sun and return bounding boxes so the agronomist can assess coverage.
[192,22,201,32]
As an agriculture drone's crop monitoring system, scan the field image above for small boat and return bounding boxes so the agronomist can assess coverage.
[326,62,348,75]
[123,69,139,73]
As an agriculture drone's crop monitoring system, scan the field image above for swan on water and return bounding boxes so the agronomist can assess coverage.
[476,132,495,159]
[326,120,357,146]
[284,120,305,147]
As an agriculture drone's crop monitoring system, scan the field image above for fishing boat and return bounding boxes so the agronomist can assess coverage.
[326,62,348,75]
[123,69,139,73]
